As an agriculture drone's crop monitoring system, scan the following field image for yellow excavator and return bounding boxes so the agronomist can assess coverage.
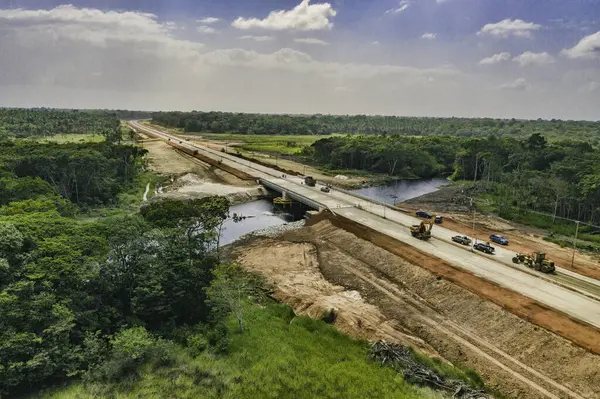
[410,215,435,240]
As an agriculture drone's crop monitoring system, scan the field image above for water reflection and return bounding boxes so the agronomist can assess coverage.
[221,178,448,245]
[351,178,449,204]
[219,200,293,246]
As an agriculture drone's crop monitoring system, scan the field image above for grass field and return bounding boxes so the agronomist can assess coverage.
[40,303,449,399]
[199,133,337,155]
[31,133,106,143]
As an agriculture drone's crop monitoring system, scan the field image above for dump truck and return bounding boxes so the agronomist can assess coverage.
[304,176,316,187]
[410,216,435,240]
[512,252,556,274]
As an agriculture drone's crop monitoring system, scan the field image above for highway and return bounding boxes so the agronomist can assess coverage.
[129,121,600,330]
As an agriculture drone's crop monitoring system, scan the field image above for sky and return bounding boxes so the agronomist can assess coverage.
[0,0,599,119]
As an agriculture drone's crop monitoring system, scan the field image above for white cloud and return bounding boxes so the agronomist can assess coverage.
[371,41,380,45]
[561,31,600,59]
[199,48,460,81]
[197,25,217,34]
[1,5,598,120]
[499,78,529,91]
[478,52,511,65]
[294,37,329,45]
[0,5,204,58]
[197,17,220,24]
[238,35,274,42]
[421,33,437,40]
[386,1,410,14]
[478,18,541,39]
[232,0,336,31]
[512,51,555,67]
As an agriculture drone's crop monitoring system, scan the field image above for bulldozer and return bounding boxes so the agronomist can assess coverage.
[410,216,435,240]
[512,252,556,274]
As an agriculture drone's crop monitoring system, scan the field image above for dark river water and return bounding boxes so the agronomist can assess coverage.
[351,177,449,204]
[219,200,293,246]
[220,178,448,245]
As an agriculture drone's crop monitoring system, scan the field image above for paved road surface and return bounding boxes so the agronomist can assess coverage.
[129,121,600,329]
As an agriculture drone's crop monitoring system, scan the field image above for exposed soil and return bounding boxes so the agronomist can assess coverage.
[399,186,600,280]
[233,240,438,355]
[230,218,600,399]
[139,122,368,188]
[141,138,249,186]
[236,152,367,188]
[157,173,267,205]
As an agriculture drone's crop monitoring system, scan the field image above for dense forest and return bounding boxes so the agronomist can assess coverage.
[0,108,148,141]
[307,134,600,225]
[152,111,600,142]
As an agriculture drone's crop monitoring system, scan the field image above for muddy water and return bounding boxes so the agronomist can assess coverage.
[351,178,449,205]
[219,200,294,246]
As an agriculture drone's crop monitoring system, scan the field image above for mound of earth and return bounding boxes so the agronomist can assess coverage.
[156,173,267,205]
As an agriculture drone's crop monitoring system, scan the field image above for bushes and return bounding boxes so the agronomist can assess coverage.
[86,327,170,384]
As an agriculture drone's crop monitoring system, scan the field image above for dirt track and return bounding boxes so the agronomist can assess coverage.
[231,219,600,399]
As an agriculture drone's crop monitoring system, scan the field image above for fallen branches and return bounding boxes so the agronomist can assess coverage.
[369,341,489,399]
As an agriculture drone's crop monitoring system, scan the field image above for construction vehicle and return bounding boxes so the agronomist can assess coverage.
[304,176,316,187]
[512,252,556,273]
[410,216,435,240]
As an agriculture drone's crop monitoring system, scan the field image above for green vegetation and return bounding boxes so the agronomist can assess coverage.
[201,133,335,155]
[308,134,600,229]
[0,141,146,207]
[2,109,484,399]
[40,303,440,399]
[152,111,600,142]
[0,109,123,143]
[30,133,106,144]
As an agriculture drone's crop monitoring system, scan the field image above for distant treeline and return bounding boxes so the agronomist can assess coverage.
[152,111,600,142]
[0,108,150,140]
[307,134,600,224]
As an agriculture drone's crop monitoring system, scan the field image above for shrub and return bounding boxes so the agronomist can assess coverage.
[86,327,169,383]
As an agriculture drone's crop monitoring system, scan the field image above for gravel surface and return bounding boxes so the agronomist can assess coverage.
[240,220,306,239]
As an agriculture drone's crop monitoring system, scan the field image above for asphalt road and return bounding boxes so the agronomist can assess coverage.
[129,121,600,329]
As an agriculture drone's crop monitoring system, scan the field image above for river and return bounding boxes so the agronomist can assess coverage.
[220,177,448,245]
[351,177,449,204]
[219,200,294,246]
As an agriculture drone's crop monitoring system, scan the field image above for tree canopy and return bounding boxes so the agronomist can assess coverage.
[152,111,600,142]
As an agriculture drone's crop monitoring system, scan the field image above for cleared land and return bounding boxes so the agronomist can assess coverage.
[230,219,600,399]
[30,133,105,143]
[198,133,333,155]
[141,122,369,187]
[399,186,600,281]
